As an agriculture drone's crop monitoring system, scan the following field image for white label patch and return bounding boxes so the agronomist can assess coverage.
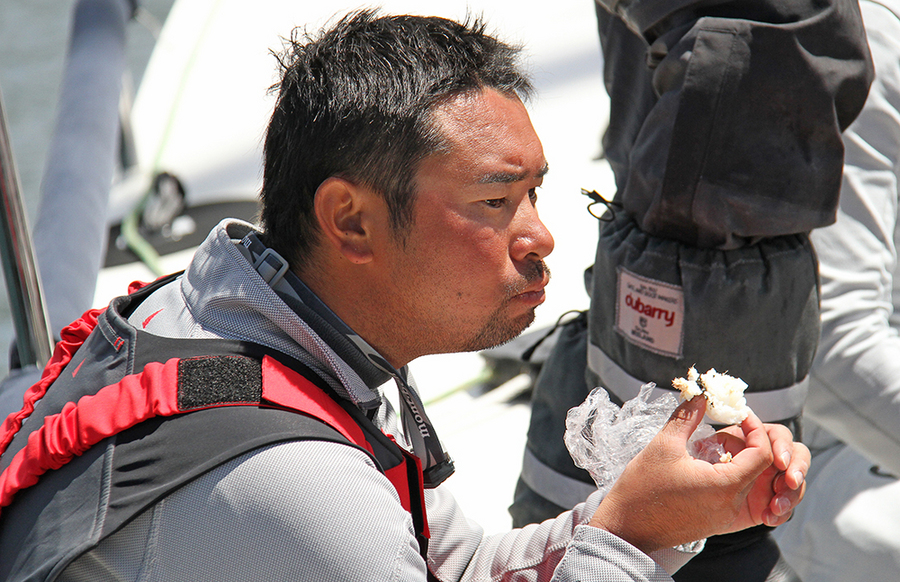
[615,268,684,358]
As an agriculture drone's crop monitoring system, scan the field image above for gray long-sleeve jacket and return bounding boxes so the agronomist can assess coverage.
[40,219,699,582]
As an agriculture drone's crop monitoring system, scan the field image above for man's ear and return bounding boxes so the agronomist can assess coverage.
[313,177,374,264]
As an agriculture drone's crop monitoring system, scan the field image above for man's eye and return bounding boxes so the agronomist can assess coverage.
[484,198,507,208]
[529,188,539,204]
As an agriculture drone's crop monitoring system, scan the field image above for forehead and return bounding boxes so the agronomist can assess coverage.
[426,88,547,181]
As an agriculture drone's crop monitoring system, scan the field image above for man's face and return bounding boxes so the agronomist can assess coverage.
[378,88,554,362]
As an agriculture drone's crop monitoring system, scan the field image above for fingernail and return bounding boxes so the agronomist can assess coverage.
[793,470,805,488]
[780,452,791,467]
[764,510,779,527]
[775,496,792,516]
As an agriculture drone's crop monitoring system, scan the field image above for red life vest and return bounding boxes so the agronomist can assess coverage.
[0,275,431,580]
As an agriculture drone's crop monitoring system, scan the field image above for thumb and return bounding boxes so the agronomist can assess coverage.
[660,395,707,444]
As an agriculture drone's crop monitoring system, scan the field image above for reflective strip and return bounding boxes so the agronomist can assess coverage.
[520,448,597,511]
[587,343,808,423]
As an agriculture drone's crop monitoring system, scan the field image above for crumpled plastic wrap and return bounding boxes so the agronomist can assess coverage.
[564,383,727,496]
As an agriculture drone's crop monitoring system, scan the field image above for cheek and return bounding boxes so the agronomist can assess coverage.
[443,215,509,260]
[408,210,513,291]
[445,251,515,306]
[436,232,509,282]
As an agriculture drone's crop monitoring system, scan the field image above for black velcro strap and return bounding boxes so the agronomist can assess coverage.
[177,355,263,411]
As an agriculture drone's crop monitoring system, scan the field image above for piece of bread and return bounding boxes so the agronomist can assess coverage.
[673,366,751,425]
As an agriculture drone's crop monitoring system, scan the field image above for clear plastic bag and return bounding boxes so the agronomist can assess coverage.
[564,383,726,496]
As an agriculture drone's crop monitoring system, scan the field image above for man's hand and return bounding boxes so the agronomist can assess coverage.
[717,417,808,529]
[587,395,809,555]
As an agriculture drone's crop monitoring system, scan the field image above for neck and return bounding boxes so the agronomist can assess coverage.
[295,260,411,370]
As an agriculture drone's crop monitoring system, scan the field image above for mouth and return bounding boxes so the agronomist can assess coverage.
[514,287,546,306]
[513,266,550,306]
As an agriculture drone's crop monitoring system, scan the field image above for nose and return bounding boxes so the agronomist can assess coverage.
[511,199,555,262]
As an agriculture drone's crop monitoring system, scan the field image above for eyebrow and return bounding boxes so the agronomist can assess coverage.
[479,162,550,184]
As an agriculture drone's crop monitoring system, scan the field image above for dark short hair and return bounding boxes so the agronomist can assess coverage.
[260,9,532,265]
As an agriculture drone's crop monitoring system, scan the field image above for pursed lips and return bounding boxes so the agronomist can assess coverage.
[511,261,550,304]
